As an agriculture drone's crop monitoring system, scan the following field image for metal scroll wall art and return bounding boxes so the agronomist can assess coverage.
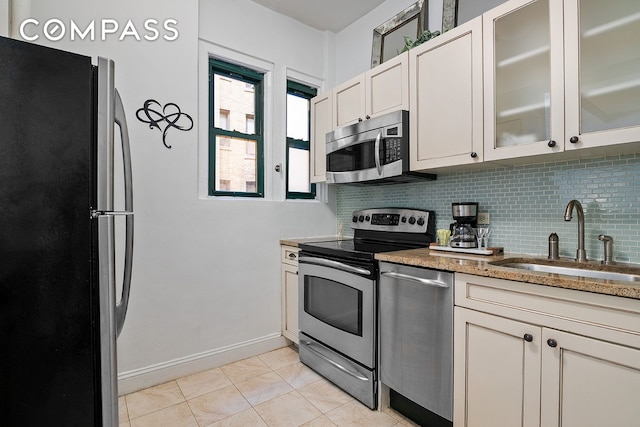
[136,99,193,149]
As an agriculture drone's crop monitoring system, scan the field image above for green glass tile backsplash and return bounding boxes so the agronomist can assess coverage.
[336,155,640,263]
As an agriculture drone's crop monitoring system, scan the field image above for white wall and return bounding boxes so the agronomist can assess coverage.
[0,0,8,36]
[335,0,444,84]
[25,0,337,393]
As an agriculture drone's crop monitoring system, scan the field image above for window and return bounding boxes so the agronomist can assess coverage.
[286,81,317,199]
[209,59,264,197]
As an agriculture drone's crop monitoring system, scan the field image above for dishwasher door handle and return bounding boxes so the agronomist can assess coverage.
[381,271,450,288]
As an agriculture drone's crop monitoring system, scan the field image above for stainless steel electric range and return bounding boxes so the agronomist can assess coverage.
[297,208,436,409]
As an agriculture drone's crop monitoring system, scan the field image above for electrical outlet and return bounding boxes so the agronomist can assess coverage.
[478,212,490,225]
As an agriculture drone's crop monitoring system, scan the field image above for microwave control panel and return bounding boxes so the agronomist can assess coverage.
[384,138,403,164]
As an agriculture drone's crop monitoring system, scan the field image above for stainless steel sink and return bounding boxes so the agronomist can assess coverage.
[490,258,640,283]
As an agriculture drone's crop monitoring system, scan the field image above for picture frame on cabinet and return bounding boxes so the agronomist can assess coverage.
[442,0,458,33]
[371,0,428,68]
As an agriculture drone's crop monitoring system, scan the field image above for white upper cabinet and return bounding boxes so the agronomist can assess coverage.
[410,17,484,171]
[365,51,409,119]
[333,74,365,128]
[485,0,640,162]
[310,90,332,183]
[484,0,565,161]
[333,52,409,128]
[564,0,640,151]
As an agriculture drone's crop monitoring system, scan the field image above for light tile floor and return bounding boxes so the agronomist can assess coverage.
[119,346,419,427]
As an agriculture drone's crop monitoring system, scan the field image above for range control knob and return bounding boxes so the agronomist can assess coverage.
[358,215,365,222]
[365,215,370,222]
[401,216,407,223]
[417,217,425,226]
[352,216,358,223]
[408,217,416,225]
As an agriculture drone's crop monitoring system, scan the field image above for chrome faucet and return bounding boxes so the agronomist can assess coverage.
[564,200,587,262]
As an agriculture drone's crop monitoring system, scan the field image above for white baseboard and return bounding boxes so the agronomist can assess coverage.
[117,333,289,395]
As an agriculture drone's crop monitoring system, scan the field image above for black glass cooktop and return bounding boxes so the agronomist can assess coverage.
[299,238,428,261]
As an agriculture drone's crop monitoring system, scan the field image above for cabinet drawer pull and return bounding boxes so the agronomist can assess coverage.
[547,338,558,348]
[288,253,297,259]
[523,333,533,342]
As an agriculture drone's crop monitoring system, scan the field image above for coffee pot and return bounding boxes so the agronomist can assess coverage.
[450,202,478,248]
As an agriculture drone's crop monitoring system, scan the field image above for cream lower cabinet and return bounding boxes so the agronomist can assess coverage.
[281,245,299,343]
[454,308,541,427]
[454,273,640,427]
[540,328,640,427]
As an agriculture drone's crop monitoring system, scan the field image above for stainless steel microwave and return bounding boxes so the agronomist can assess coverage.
[325,110,436,184]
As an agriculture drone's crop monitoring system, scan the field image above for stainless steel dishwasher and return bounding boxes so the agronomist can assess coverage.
[379,261,454,426]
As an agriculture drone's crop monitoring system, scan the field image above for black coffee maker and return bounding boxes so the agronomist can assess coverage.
[450,202,479,248]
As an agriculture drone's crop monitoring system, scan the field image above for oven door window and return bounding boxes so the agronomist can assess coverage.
[304,276,363,336]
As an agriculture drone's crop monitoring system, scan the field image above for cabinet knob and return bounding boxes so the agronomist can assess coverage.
[548,140,556,148]
[523,333,533,342]
[570,136,579,144]
[470,152,478,158]
[547,338,558,348]
[358,117,363,122]
[365,115,371,120]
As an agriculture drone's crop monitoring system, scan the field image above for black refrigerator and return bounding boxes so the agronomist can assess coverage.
[0,36,134,426]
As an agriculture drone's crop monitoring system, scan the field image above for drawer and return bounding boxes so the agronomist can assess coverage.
[281,245,299,266]
[455,273,640,347]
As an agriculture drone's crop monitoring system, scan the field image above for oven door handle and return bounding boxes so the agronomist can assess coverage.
[381,271,450,288]
[299,256,371,276]
[374,131,382,176]
[301,340,369,382]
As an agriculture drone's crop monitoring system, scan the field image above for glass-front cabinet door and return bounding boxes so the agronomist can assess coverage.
[484,0,565,161]
[564,0,640,151]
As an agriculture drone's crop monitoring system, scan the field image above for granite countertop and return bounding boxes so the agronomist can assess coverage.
[376,248,640,300]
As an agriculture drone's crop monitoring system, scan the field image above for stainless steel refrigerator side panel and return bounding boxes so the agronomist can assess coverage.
[97,57,115,213]
[97,56,118,427]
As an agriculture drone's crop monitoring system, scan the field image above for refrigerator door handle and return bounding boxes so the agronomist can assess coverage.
[114,88,134,338]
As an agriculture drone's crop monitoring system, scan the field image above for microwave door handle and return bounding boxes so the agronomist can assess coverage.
[374,131,382,176]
